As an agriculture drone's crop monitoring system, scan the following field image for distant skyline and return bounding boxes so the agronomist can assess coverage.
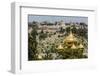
[28,15,88,24]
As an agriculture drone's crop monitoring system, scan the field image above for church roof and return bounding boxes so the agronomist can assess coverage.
[63,31,77,43]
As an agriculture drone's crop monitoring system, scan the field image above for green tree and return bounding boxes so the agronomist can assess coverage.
[28,22,38,60]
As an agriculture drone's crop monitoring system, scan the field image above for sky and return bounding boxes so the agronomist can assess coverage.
[28,15,88,24]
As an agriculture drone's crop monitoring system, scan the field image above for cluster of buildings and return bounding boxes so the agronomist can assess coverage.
[28,20,87,34]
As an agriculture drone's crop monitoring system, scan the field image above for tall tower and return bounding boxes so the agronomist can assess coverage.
[60,20,65,27]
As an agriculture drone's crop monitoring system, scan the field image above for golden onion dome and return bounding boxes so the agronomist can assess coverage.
[57,44,64,50]
[63,31,77,43]
[38,54,42,59]
[78,43,84,49]
[71,44,77,49]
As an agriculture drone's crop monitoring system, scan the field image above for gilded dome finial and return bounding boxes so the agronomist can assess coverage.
[57,44,64,50]
[71,44,77,49]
